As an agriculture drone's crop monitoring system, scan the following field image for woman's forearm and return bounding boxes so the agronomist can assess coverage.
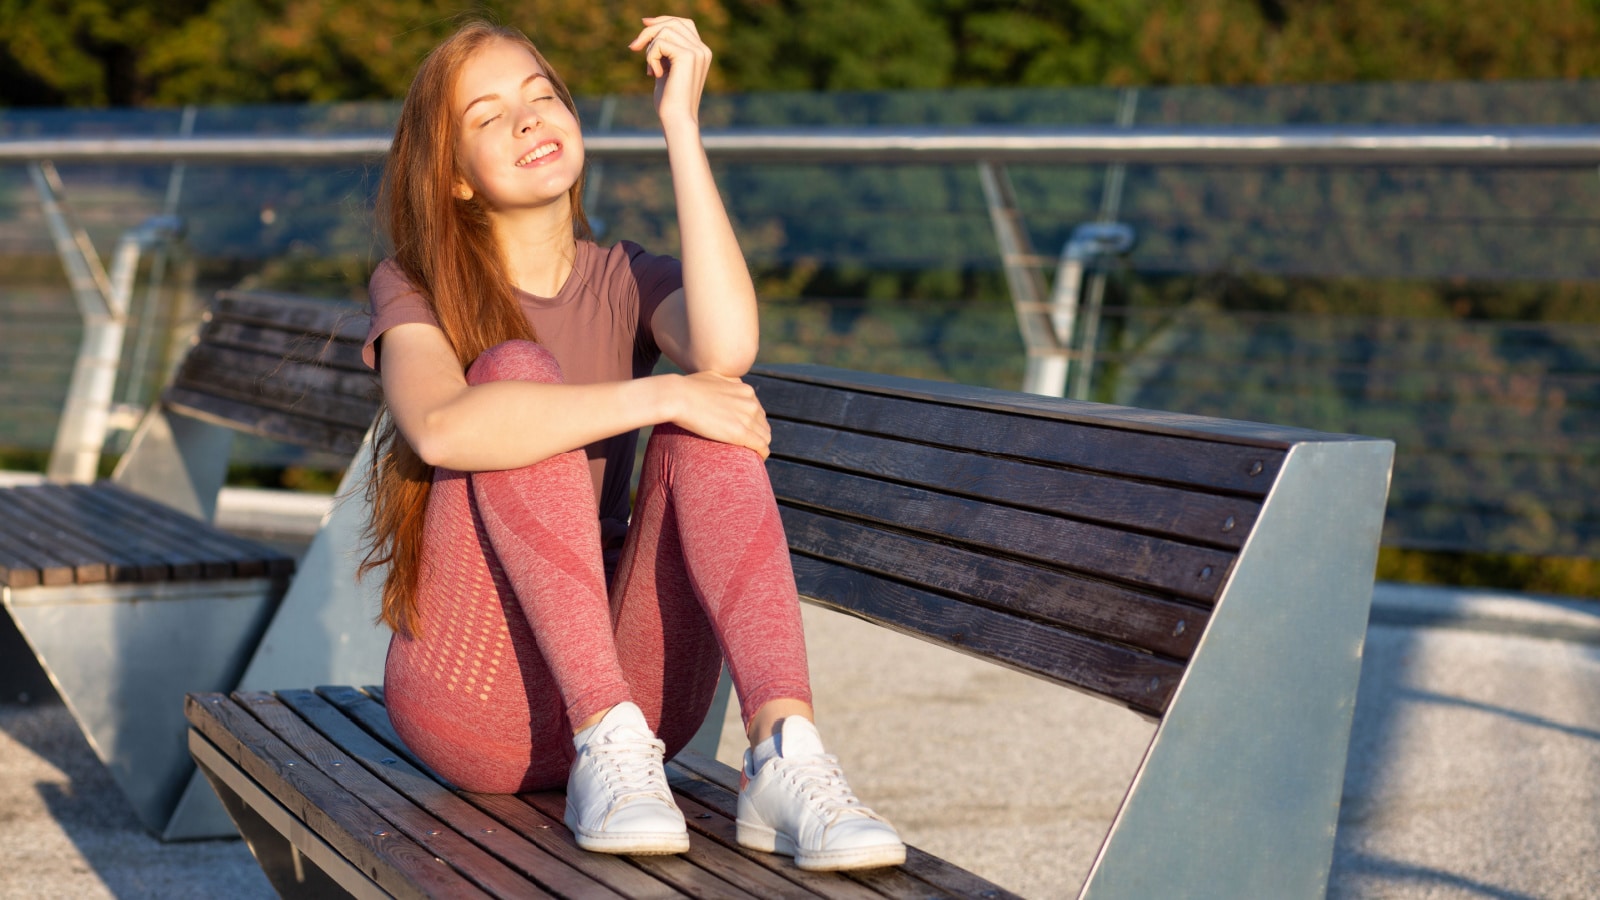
[401,375,679,472]
[662,116,759,375]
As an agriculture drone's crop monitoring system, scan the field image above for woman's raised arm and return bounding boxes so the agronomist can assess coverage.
[632,16,760,378]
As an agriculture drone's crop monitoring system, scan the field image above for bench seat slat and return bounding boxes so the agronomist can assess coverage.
[669,753,1023,900]
[187,693,495,900]
[56,485,213,581]
[164,386,371,456]
[276,689,630,900]
[791,555,1182,714]
[656,781,894,900]
[316,687,698,899]
[781,506,1206,660]
[199,319,368,372]
[309,686,1014,899]
[0,490,113,584]
[752,374,1287,496]
[0,511,77,588]
[88,483,294,579]
[5,486,172,582]
[663,772,967,900]
[238,691,551,900]
[772,418,1259,549]
[771,459,1235,604]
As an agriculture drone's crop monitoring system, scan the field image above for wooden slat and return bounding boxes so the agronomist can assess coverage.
[781,506,1206,660]
[315,686,693,900]
[771,459,1235,604]
[0,495,79,587]
[56,484,209,581]
[670,753,1023,900]
[0,490,110,584]
[792,555,1182,714]
[5,485,169,582]
[185,692,492,900]
[664,768,960,900]
[318,685,970,899]
[213,290,369,342]
[0,512,69,589]
[750,373,1286,496]
[198,319,368,372]
[238,691,551,900]
[163,386,370,456]
[515,792,766,900]
[175,344,379,416]
[752,363,1352,449]
[88,483,295,579]
[771,418,1259,549]
[279,689,629,900]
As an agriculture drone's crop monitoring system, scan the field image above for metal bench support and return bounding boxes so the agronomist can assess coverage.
[1080,439,1393,899]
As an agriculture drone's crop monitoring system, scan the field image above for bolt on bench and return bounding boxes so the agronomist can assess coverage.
[187,362,1393,898]
[0,289,383,839]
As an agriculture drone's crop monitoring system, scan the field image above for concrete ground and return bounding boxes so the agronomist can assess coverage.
[2,488,1598,898]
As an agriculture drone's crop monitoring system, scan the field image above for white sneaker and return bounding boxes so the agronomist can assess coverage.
[563,702,689,855]
[736,717,906,871]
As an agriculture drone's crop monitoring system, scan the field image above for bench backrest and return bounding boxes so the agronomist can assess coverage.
[163,289,379,456]
[750,362,1394,897]
[752,360,1299,711]
[750,363,1312,717]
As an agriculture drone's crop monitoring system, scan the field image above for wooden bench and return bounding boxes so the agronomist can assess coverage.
[0,289,383,839]
[186,362,1393,898]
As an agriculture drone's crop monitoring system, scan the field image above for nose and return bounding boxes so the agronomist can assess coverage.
[517,103,541,134]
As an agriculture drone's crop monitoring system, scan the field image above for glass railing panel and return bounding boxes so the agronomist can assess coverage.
[0,81,1595,558]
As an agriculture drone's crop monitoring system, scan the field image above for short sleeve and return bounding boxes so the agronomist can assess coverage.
[364,259,440,370]
[620,240,683,362]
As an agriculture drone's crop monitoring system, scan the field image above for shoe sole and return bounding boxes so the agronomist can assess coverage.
[564,811,690,856]
[736,820,906,871]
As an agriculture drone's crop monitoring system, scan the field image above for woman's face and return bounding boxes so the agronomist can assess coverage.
[451,38,584,216]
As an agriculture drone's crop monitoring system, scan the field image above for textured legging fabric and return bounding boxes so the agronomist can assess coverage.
[384,340,813,793]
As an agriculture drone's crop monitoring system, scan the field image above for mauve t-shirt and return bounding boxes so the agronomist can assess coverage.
[363,239,683,548]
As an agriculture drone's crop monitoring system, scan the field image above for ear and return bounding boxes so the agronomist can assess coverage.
[453,180,474,201]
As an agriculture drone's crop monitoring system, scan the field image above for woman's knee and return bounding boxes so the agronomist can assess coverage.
[467,340,563,387]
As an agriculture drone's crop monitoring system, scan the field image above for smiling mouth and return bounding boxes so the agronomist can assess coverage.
[515,143,560,167]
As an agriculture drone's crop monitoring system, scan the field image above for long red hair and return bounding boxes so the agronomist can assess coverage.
[362,19,593,637]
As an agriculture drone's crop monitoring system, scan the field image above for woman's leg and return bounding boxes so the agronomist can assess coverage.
[384,340,633,792]
[608,422,813,756]
[611,422,904,871]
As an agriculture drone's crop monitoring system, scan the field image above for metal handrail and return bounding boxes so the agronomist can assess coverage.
[4,124,1600,166]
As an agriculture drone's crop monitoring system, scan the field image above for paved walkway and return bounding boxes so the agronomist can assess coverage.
[2,488,1597,898]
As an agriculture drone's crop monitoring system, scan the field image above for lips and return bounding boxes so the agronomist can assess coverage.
[515,142,561,167]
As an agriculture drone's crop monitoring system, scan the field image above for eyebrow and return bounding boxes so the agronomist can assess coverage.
[462,73,549,119]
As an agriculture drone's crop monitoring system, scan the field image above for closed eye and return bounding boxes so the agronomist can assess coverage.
[479,114,501,128]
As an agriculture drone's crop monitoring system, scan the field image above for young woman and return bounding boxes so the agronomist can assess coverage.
[360,16,905,871]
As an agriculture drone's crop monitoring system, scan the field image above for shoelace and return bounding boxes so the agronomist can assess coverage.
[588,733,673,805]
[775,753,887,826]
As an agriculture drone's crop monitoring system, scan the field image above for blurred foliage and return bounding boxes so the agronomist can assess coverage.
[1377,547,1598,600]
[4,0,1600,107]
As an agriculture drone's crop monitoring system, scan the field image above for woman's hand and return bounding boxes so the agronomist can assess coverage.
[628,16,711,129]
[670,371,771,459]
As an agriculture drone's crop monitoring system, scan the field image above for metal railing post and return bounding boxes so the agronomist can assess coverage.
[32,161,184,482]
[977,161,1070,396]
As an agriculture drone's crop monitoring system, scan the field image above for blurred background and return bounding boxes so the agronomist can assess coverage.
[1,0,1597,598]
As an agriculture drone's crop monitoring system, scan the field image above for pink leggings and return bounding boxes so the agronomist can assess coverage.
[384,341,813,792]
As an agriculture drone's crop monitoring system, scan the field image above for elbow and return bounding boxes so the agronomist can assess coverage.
[405,409,468,469]
[694,339,759,379]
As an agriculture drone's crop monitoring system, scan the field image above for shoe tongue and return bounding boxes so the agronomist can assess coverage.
[596,702,651,742]
[776,716,827,760]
